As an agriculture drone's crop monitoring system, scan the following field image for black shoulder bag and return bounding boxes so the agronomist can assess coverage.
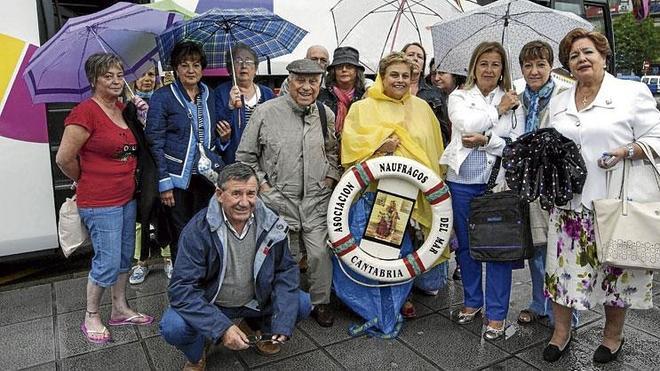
[468,139,534,262]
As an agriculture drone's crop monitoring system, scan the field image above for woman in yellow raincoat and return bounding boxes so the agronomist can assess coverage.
[341,52,448,319]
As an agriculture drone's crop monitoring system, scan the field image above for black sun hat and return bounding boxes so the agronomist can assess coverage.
[326,46,364,71]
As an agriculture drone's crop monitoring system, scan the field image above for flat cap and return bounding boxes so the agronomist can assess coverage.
[286,59,325,74]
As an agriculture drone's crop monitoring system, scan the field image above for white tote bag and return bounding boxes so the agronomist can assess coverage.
[593,142,660,270]
[58,195,90,257]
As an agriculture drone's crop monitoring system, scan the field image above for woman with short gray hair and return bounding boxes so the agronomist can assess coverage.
[56,53,155,344]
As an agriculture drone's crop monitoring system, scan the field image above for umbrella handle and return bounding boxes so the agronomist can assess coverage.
[227,34,238,87]
[124,79,135,99]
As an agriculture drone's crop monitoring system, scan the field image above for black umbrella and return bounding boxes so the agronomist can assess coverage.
[503,128,587,210]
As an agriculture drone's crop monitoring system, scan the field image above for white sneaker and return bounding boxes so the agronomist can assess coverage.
[164,259,173,279]
[129,265,149,284]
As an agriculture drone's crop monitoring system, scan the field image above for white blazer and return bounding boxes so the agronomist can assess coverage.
[549,72,660,211]
[440,85,525,184]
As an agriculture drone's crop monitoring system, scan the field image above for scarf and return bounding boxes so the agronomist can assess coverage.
[523,79,555,133]
[135,90,153,100]
[332,85,354,135]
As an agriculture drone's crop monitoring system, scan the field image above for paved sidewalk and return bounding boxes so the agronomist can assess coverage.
[1,260,659,371]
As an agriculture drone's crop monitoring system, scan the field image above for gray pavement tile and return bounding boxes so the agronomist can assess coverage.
[0,284,52,327]
[398,314,510,370]
[511,266,533,285]
[325,336,437,370]
[144,334,245,371]
[481,356,540,371]
[410,280,464,312]
[516,338,634,371]
[128,293,169,339]
[254,350,342,370]
[296,299,364,347]
[576,321,660,371]
[0,317,55,371]
[575,309,604,329]
[60,341,149,371]
[57,306,139,358]
[490,322,553,355]
[54,273,168,314]
[20,362,56,371]
[54,277,113,314]
[237,329,317,368]
[623,306,660,338]
[437,284,547,351]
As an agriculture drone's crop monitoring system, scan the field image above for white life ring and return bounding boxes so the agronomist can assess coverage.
[327,156,453,282]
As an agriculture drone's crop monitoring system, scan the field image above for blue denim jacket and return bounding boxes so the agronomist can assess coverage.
[145,80,223,192]
[167,198,300,342]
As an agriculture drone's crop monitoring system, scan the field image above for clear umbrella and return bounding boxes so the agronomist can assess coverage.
[431,0,593,80]
[331,0,479,73]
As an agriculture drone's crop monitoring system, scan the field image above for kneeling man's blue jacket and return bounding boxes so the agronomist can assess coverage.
[168,198,298,344]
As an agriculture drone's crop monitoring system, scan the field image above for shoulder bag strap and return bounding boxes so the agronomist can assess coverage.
[485,137,512,193]
[316,101,328,143]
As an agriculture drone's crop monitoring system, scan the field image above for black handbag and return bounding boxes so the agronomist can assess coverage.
[468,142,534,262]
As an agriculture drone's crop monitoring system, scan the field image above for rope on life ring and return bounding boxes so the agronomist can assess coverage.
[327,156,453,283]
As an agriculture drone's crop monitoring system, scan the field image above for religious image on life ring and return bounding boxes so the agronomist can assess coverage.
[363,190,415,248]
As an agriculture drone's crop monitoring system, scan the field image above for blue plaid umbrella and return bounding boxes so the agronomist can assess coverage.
[157,8,307,74]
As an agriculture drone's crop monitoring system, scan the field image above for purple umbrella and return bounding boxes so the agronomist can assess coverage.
[196,0,273,13]
[23,2,181,104]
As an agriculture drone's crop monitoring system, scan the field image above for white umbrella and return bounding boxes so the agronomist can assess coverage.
[431,0,593,79]
[331,0,480,73]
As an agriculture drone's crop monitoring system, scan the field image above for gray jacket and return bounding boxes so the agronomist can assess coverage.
[236,94,341,231]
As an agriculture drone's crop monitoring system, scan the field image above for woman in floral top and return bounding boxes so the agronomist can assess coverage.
[543,29,660,364]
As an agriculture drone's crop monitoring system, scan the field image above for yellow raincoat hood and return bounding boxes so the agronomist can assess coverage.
[341,74,446,239]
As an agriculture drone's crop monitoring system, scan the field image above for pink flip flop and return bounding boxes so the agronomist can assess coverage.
[108,313,154,326]
[80,323,111,344]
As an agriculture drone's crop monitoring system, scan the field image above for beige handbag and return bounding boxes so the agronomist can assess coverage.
[58,195,90,257]
[593,142,660,270]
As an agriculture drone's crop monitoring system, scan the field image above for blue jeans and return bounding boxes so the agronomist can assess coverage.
[528,244,579,326]
[79,200,136,288]
[447,181,513,321]
[160,291,312,363]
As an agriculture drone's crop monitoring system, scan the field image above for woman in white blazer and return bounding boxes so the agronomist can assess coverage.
[439,41,524,340]
[542,28,660,364]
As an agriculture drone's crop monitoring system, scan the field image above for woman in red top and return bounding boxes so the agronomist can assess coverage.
[56,53,154,345]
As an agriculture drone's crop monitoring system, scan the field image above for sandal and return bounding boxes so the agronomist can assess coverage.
[81,322,111,344]
[108,312,154,326]
[517,309,545,325]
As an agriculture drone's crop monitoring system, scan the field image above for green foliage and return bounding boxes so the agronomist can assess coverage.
[613,13,660,75]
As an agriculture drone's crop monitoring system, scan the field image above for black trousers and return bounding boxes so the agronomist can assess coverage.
[167,175,215,262]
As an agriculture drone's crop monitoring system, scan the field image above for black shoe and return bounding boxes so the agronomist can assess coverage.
[452,267,462,281]
[593,338,624,364]
[542,334,572,363]
[311,304,334,327]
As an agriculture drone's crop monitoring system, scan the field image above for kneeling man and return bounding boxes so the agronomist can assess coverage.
[160,163,311,370]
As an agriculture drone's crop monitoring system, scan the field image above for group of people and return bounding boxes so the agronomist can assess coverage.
[55,25,659,370]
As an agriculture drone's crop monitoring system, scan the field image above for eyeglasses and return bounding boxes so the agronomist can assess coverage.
[233,58,255,67]
[246,333,285,347]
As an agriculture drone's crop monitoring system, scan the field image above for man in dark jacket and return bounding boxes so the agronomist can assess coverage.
[159,163,311,370]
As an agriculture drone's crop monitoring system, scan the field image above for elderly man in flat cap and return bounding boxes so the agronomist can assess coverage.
[237,59,340,327]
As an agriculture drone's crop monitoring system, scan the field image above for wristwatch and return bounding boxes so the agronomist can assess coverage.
[625,143,635,159]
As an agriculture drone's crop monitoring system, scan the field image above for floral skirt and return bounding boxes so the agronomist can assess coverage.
[544,208,654,310]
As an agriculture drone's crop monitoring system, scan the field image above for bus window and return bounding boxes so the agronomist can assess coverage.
[554,0,585,15]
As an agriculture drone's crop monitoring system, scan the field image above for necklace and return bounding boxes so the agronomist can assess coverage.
[577,89,593,108]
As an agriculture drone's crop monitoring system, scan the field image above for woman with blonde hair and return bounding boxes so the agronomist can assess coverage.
[338,51,447,336]
[440,41,523,340]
